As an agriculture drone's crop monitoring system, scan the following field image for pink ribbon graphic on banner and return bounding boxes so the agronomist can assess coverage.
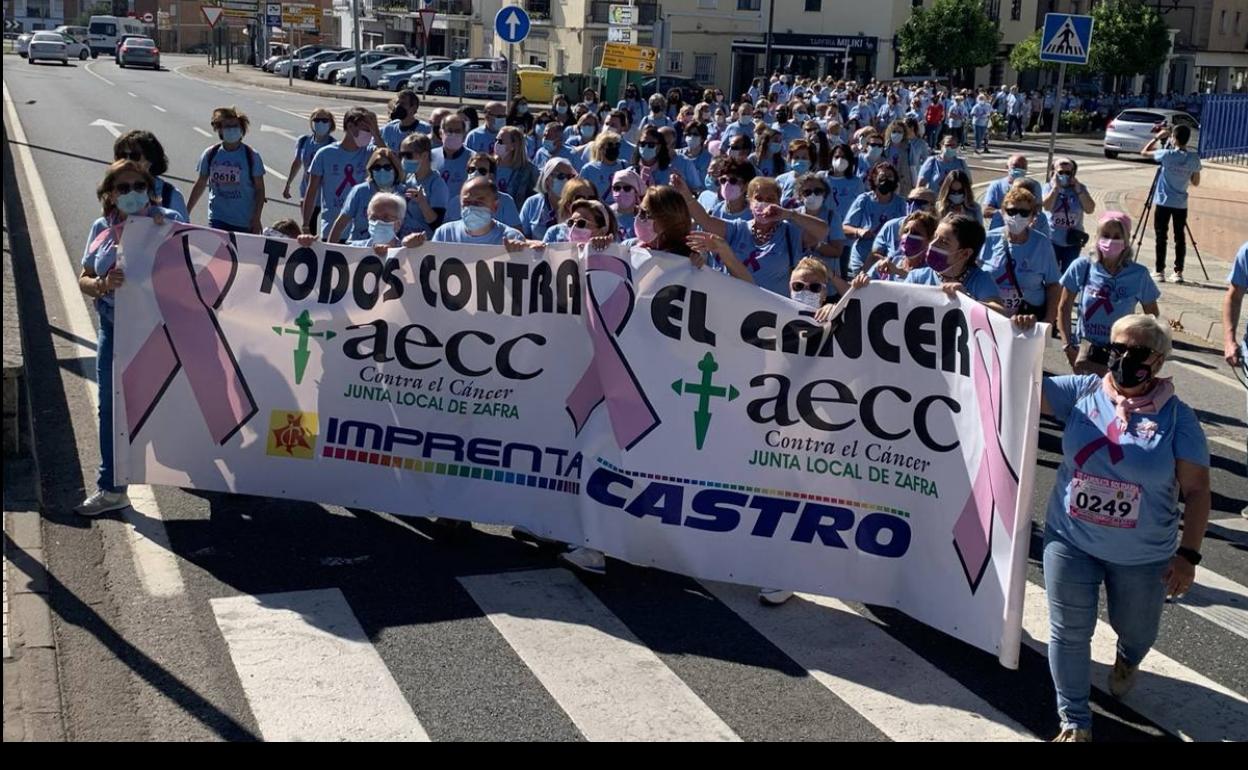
[122,225,257,445]
[565,251,660,451]
[951,303,1021,594]
[1085,286,1114,319]
[335,164,358,198]
[1074,419,1125,467]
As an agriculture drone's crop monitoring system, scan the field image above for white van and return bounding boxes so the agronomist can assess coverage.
[87,15,147,58]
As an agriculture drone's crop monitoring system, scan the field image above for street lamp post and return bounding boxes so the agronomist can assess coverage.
[763,0,774,78]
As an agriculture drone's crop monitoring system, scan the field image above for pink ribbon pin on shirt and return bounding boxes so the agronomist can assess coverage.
[951,303,1021,594]
[122,225,257,445]
[565,251,660,451]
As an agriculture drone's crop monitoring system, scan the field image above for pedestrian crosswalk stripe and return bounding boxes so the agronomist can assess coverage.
[702,581,1036,742]
[458,569,741,742]
[211,589,431,741]
[1020,582,1248,742]
[1175,567,1248,641]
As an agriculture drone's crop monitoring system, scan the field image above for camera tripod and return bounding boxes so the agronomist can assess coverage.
[1130,164,1210,282]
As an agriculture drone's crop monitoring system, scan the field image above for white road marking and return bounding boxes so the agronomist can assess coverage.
[263,164,288,182]
[193,126,213,138]
[1210,516,1248,534]
[152,105,166,113]
[459,569,740,742]
[3,83,185,598]
[1175,567,1248,641]
[127,91,137,98]
[89,118,124,138]
[1168,358,1243,391]
[1209,435,1244,454]
[83,61,115,86]
[703,581,1035,742]
[211,589,430,741]
[1021,581,1248,742]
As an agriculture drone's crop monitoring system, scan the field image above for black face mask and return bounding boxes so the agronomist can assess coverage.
[877,179,898,195]
[604,145,620,163]
[390,106,407,122]
[1108,346,1155,389]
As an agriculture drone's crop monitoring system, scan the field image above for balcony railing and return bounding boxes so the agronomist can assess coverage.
[526,0,551,20]
[589,0,657,25]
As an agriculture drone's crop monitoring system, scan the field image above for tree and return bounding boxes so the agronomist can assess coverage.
[1010,2,1169,79]
[896,0,1001,80]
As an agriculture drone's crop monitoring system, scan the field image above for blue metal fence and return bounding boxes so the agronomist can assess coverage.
[1199,93,1248,166]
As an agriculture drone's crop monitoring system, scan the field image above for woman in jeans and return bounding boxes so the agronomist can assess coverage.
[1037,313,1210,741]
[76,161,184,516]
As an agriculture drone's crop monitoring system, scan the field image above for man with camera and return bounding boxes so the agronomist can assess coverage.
[1141,124,1201,284]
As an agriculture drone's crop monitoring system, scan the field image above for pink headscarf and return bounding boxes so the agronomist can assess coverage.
[1099,210,1132,234]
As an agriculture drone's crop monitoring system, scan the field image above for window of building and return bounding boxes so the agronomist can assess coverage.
[737,0,761,10]
[1220,10,1228,34]
[805,0,821,11]
[695,53,716,83]
[1011,0,1021,21]
[1236,11,1242,34]
[912,0,922,7]
[667,51,684,73]
[698,0,717,9]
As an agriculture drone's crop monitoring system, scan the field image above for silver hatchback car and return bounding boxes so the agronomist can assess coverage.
[118,37,160,69]
[1103,108,1200,159]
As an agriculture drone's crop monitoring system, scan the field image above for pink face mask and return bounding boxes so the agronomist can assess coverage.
[569,225,594,244]
[634,216,658,245]
[442,132,464,152]
[614,190,638,209]
[353,130,374,148]
[1098,237,1126,260]
[721,182,743,202]
[901,233,928,258]
[751,200,778,223]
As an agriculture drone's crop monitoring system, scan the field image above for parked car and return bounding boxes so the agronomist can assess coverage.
[417,58,507,97]
[1103,108,1200,159]
[16,33,32,58]
[375,43,411,57]
[379,57,452,91]
[641,76,705,105]
[27,31,69,65]
[118,37,160,69]
[318,50,391,82]
[297,49,346,80]
[336,56,421,89]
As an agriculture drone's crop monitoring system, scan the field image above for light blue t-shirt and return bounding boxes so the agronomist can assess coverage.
[309,142,373,238]
[681,148,713,187]
[1231,242,1248,350]
[1153,147,1202,209]
[404,170,450,235]
[197,144,265,228]
[722,218,804,296]
[153,177,188,221]
[825,174,865,213]
[295,134,334,196]
[518,193,559,241]
[339,181,411,242]
[917,156,970,191]
[578,160,627,204]
[82,208,185,308]
[869,215,906,261]
[978,226,1060,311]
[1041,182,1087,248]
[1060,257,1162,346]
[465,125,501,155]
[431,220,523,245]
[534,144,585,172]
[844,191,907,273]
[1042,374,1209,565]
[381,118,431,154]
[495,191,522,229]
[710,200,752,221]
[903,265,1001,304]
[613,209,637,242]
[432,145,472,221]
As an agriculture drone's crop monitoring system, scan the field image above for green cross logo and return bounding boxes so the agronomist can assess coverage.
[272,310,335,385]
[671,352,739,450]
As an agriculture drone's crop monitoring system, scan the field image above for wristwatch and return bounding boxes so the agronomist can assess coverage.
[1176,546,1202,566]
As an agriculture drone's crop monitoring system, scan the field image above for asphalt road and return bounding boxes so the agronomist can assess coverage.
[4,55,1247,742]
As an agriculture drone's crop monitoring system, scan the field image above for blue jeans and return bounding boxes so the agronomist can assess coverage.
[1043,529,1169,731]
[974,124,988,151]
[926,123,941,148]
[96,302,125,494]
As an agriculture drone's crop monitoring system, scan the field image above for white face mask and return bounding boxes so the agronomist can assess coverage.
[831,158,849,173]
[1006,213,1031,234]
[790,290,823,309]
[803,194,825,212]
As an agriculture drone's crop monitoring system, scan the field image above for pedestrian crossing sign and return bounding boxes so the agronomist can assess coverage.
[1040,13,1094,65]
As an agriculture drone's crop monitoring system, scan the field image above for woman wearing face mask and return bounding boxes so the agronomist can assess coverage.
[750,127,786,178]
[507,96,534,133]
[707,159,757,221]
[534,121,585,172]
[824,143,864,213]
[282,109,335,215]
[75,161,184,516]
[430,111,472,221]
[580,131,629,204]
[803,121,833,172]
[525,110,554,161]
[492,125,537,201]
[776,140,815,208]
[978,187,1060,326]
[606,168,642,240]
[187,105,266,234]
[843,162,907,277]
[465,152,523,229]
[552,94,574,127]
[936,169,983,224]
[1037,314,1210,743]
[329,147,409,243]
[869,188,935,272]
[664,88,685,122]
[617,84,646,141]
[680,121,713,188]
[520,158,581,241]
[675,174,829,296]
[894,215,1003,308]
[567,111,600,150]
[709,105,730,141]
[540,197,619,247]
[337,192,421,250]
[632,126,674,188]
[640,94,671,132]
[946,93,968,148]
[904,117,930,183]
[970,92,993,154]
[882,119,915,194]
[916,134,970,192]
[1058,212,1161,376]
[398,133,447,236]
[793,173,847,283]
[658,126,699,192]
[1043,156,1096,274]
[113,130,188,221]
[428,107,452,150]
[866,210,938,283]
[855,131,885,183]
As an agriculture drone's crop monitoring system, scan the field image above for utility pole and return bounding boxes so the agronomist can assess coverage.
[763,0,774,78]
[351,0,362,88]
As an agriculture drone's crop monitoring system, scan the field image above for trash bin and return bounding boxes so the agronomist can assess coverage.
[518,69,553,104]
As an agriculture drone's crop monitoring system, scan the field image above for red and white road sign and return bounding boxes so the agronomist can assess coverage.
[201,6,225,27]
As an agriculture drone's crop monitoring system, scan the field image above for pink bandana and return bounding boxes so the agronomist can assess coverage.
[1100,374,1174,428]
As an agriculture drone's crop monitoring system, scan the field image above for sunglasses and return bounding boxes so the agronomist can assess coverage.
[113,181,149,194]
[569,217,600,229]
[469,168,490,176]
[1107,343,1154,357]
[116,150,144,162]
[638,142,658,149]
[1004,208,1032,216]
[790,281,824,293]
[612,184,635,193]
[800,190,824,197]
[718,176,742,185]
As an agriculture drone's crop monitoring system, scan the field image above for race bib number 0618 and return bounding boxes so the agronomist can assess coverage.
[1068,471,1142,529]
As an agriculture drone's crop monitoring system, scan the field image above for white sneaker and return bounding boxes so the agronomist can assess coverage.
[1153,271,1166,283]
[1171,271,1185,284]
[758,588,795,605]
[559,546,607,575]
[75,489,131,517]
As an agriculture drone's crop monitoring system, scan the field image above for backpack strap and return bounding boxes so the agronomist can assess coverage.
[160,178,174,209]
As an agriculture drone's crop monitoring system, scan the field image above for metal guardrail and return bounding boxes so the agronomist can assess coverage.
[1198,93,1248,166]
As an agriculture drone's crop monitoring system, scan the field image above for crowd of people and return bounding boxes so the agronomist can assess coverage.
[69,72,1229,742]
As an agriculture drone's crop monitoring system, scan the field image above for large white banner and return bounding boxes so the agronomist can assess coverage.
[113,219,1045,665]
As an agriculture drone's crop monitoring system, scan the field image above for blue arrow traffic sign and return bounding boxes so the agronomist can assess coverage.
[1040,13,1094,65]
[494,6,531,44]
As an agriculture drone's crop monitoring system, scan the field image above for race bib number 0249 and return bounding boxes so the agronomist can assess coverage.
[1068,471,1141,529]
